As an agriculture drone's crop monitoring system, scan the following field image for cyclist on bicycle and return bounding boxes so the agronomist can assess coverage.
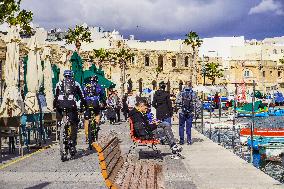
[83,75,106,147]
[53,70,85,156]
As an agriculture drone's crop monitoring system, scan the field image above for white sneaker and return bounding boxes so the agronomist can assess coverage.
[171,144,183,154]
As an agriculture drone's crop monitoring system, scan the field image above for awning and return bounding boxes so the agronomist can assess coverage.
[83,67,116,89]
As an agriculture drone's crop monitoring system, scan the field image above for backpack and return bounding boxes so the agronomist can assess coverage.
[61,78,76,99]
[84,83,101,109]
[181,90,194,115]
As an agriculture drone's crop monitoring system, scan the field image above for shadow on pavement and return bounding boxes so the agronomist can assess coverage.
[191,138,204,144]
[138,150,172,160]
[70,149,96,160]
[25,182,51,189]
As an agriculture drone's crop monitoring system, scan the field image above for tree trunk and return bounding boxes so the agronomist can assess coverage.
[75,40,81,52]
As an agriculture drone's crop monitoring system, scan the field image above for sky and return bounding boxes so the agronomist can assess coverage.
[21,0,284,41]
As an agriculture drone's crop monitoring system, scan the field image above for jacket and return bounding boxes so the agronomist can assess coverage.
[129,108,157,138]
[176,87,199,116]
[152,89,173,120]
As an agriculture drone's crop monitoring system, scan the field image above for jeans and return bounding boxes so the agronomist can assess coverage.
[179,113,193,143]
[153,122,175,147]
[162,117,172,125]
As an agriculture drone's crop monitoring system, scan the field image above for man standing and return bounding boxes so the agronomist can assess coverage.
[152,81,173,124]
[176,81,196,145]
[112,91,121,122]
[127,91,137,111]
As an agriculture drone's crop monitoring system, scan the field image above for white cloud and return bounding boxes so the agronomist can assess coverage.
[249,0,284,15]
[21,0,249,36]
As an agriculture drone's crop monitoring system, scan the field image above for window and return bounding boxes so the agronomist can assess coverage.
[281,49,284,53]
[273,49,277,54]
[172,56,176,67]
[244,70,251,77]
[184,56,189,67]
[270,71,273,75]
[131,56,135,64]
[145,55,150,66]
[158,55,163,70]
[278,71,282,77]
[263,71,265,77]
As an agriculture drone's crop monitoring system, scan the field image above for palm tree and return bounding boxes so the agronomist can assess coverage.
[65,25,92,52]
[93,48,111,68]
[205,62,224,85]
[112,48,134,96]
[183,31,203,86]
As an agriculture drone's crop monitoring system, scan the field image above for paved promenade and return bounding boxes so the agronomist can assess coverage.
[0,121,283,189]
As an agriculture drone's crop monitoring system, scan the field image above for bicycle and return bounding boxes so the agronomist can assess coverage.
[87,107,100,150]
[59,108,75,162]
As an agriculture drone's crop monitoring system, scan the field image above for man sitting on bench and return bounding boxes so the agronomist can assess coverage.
[129,97,182,154]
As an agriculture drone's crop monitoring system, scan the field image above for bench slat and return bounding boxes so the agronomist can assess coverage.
[105,149,122,175]
[93,134,117,153]
[147,163,156,189]
[97,137,119,161]
[129,163,142,189]
[138,164,149,189]
[114,162,129,187]
[121,163,135,189]
[107,157,124,188]
[156,165,164,189]
[105,145,121,166]
[104,156,124,188]
[99,145,121,170]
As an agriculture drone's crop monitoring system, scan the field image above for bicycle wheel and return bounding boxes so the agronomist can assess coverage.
[59,115,68,162]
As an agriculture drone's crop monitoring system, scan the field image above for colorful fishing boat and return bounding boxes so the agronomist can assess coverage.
[268,108,284,116]
[247,137,284,151]
[240,128,284,144]
[237,101,269,117]
[259,142,284,162]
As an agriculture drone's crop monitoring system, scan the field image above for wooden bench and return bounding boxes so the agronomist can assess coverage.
[92,133,164,189]
[0,116,23,156]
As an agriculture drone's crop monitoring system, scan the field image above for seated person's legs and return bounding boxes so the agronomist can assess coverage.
[154,122,175,147]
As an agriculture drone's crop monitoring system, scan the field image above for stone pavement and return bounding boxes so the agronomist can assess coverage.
[174,128,283,189]
[0,120,283,189]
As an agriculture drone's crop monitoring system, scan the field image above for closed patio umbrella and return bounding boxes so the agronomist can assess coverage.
[24,35,41,114]
[42,46,53,112]
[0,26,24,117]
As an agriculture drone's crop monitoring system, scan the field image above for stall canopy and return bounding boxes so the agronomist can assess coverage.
[83,64,116,89]
[193,85,228,93]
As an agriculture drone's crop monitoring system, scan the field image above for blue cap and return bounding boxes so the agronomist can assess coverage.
[63,70,74,77]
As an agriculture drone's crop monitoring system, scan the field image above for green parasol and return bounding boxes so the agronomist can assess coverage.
[70,51,84,86]
[51,64,60,94]
[23,56,28,96]
[83,69,116,89]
